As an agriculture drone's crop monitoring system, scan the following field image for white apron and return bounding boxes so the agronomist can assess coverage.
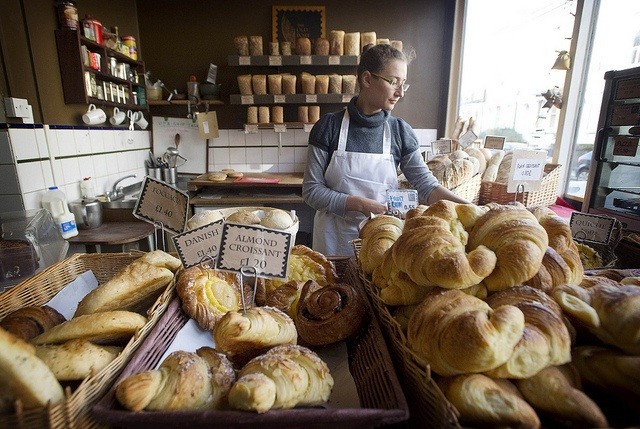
[313,110,398,256]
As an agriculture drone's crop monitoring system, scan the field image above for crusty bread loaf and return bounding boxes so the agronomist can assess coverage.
[495,151,514,184]
[31,311,147,345]
[0,327,65,411]
[482,150,505,182]
[464,147,487,175]
[438,373,540,429]
[116,347,235,411]
[35,339,122,380]
[0,305,66,342]
[186,210,224,230]
[515,365,608,428]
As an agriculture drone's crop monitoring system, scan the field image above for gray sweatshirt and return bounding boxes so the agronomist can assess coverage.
[302,97,439,217]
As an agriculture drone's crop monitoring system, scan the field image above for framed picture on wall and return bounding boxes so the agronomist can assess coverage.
[272,5,326,44]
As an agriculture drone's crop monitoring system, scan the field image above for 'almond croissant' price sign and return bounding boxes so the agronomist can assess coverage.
[172,220,224,268]
[507,149,547,193]
[216,223,293,279]
[134,177,189,234]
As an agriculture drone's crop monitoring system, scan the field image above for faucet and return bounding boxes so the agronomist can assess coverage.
[107,174,137,201]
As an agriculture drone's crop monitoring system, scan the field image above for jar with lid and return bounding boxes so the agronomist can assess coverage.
[82,15,103,44]
[122,36,138,60]
[56,0,79,30]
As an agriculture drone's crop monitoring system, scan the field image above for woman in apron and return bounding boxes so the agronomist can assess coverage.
[303,43,470,256]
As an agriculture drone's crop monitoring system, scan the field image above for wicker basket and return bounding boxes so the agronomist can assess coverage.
[92,258,409,428]
[0,252,176,429]
[351,240,460,428]
[451,173,481,204]
[478,164,562,207]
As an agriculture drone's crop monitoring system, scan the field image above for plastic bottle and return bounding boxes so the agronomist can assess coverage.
[41,186,68,218]
[54,200,79,239]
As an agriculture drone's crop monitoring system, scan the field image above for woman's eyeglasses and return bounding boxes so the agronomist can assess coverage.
[371,73,410,92]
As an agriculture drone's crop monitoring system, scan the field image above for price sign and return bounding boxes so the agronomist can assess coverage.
[342,94,352,103]
[244,124,259,134]
[484,135,506,150]
[240,95,254,105]
[273,124,287,133]
[134,177,189,235]
[238,56,251,66]
[328,55,340,65]
[268,56,282,66]
[610,104,640,126]
[305,94,318,103]
[431,139,452,155]
[569,212,615,244]
[274,94,286,103]
[612,136,639,156]
[386,189,419,217]
[458,130,477,149]
[216,223,293,279]
[506,150,547,193]
[172,220,224,268]
[300,55,312,65]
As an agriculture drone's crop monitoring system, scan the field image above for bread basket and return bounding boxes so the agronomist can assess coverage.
[478,163,562,207]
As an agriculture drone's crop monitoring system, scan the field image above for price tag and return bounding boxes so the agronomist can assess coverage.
[506,149,547,193]
[342,94,352,103]
[244,124,259,134]
[238,56,251,66]
[610,104,640,126]
[615,77,640,100]
[216,223,293,279]
[240,95,254,105]
[273,124,287,133]
[172,220,224,268]
[458,130,477,148]
[612,136,639,156]
[268,55,282,66]
[274,94,286,103]
[303,123,314,132]
[569,212,615,244]
[484,135,506,150]
[431,139,452,155]
[305,94,318,103]
[134,177,189,235]
[386,189,419,217]
[300,55,312,65]
[328,55,340,65]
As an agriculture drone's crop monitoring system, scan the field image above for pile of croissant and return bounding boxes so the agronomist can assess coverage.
[0,250,182,412]
[358,200,640,428]
[114,245,368,414]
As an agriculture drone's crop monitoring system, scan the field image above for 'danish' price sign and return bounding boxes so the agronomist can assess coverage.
[172,220,224,268]
[431,139,452,155]
[506,149,547,193]
[569,212,615,244]
[386,189,418,217]
[216,223,293,279]
[134,177,189,235]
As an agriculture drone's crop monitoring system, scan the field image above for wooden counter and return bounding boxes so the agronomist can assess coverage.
[67,221,155,253]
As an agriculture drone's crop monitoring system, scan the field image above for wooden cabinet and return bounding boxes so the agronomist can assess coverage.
[54,29,147,111]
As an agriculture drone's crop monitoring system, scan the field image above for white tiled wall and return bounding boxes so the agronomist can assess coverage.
[1,126,150,211]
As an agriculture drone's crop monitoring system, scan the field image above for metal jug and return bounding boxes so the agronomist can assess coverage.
[68,199,103,229]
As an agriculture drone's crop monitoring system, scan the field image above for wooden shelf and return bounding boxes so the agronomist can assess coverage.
[148,99,224,106]
[230,93,353,105]
[228,55,359,66]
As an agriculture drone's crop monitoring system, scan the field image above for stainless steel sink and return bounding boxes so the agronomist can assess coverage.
[102,199,137,209]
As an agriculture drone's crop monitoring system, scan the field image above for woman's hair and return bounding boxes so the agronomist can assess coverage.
[357,43,415,84]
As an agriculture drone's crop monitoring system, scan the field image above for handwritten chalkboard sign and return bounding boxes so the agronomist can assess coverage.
[272,6,325,43]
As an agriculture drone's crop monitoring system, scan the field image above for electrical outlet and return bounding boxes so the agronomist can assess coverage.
[3,97,30,118]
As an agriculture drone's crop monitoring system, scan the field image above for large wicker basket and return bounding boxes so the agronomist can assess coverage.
[0,251,176,429]
[478,163,562,207]
[451,173,481,204]
[92,258,409,428]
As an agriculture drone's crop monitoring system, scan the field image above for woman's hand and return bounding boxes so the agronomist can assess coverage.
[346,195,388,216]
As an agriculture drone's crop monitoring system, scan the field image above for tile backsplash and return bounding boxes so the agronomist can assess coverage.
[1,122,437,212]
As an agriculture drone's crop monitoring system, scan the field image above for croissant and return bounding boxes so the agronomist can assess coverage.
[371,248,430,306]
[0,305,66,342]
[515,365,608,428]
[437,373,540,429]
[391,201,497,290]
[468,203,548,292]
[407,288,525,376]
[571,345,640,413]
[484,286,571,379]
[524,247,572,293]
[228,344,333,413]
[115,347,235,411]
[529,206,583,285]
[213,306,297,366]
[176,265,249,331]
[552,279,640,354]
[358,214,403,274]
[295,280,368,346]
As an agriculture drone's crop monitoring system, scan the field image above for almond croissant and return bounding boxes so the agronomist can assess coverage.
[115,347,235,411]
[228,344,333,413]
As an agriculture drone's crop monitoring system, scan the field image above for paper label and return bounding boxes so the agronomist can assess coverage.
[484,135,506,150]
[172,220,224,268]
[305,94,318,103]
[458,130,478,148]
[328,55,340,65]
[506,150,547,193]
[244,124,259,134]
[238,56,250,65]
[274,94,286,103]
[240,95,254,105]
[196,111,219,139]
[386,189,418,217]
[268,55,282,66]
[273,124,287,133]
[216,223,292,279]
[300,55,312,65]
[431,139,452,155]
[569,212,615,244]
[612,136,639,156]
[134,177,189,235]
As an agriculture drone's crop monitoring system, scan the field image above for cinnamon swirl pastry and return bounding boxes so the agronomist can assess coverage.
[295,280,368,346]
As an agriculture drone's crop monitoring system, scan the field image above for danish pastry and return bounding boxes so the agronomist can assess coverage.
[262,245,338,293]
